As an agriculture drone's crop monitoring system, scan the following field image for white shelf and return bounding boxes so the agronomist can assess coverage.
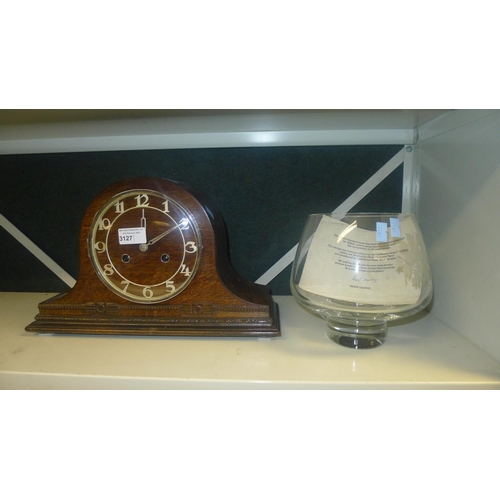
[0,110,448,154]
[1,293,499,389]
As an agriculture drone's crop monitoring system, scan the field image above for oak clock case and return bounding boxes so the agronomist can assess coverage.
[26,177,280,337]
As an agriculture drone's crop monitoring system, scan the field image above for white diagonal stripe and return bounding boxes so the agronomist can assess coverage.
[0,214,76,288]
[255,147,405,285]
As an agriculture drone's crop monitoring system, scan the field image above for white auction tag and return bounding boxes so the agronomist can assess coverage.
[390,217,401,237]
[118,227,147,244]
[376,222,388,242]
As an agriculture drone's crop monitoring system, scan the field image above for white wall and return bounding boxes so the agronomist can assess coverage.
[418,110,500,361]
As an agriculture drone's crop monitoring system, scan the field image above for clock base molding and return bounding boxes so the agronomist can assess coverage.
[26,295,280,337]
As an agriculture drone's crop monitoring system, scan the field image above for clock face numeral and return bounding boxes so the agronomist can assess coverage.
[89,189,201,303]
[185,241,197,253]
[98,218,111,230]
[135,194,149,207]
[103,264,114,276]
[114,200,125,213]
[94,241,106,253]
[180,264,191,276]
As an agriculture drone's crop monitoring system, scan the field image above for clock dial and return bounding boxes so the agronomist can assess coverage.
[88,189,201,303]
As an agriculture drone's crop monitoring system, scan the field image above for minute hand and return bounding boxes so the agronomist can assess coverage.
[147,218,189,246]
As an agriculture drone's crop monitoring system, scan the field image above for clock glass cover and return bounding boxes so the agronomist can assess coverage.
[88,189,202,303]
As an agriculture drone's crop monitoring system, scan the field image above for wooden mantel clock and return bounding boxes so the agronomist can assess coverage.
[26,177,280,337]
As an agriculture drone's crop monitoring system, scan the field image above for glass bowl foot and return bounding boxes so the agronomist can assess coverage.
[326,319,387,349]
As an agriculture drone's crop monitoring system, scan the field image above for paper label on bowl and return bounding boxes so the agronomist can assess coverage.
[298,215,423,305]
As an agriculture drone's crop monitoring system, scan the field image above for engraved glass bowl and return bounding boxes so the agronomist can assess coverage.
[290,213,433,348]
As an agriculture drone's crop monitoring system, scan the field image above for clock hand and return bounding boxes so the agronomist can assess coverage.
[141,209,147,231]
[147,218,189,246]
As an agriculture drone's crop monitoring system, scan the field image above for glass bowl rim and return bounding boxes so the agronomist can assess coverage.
[306,212,415,217]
